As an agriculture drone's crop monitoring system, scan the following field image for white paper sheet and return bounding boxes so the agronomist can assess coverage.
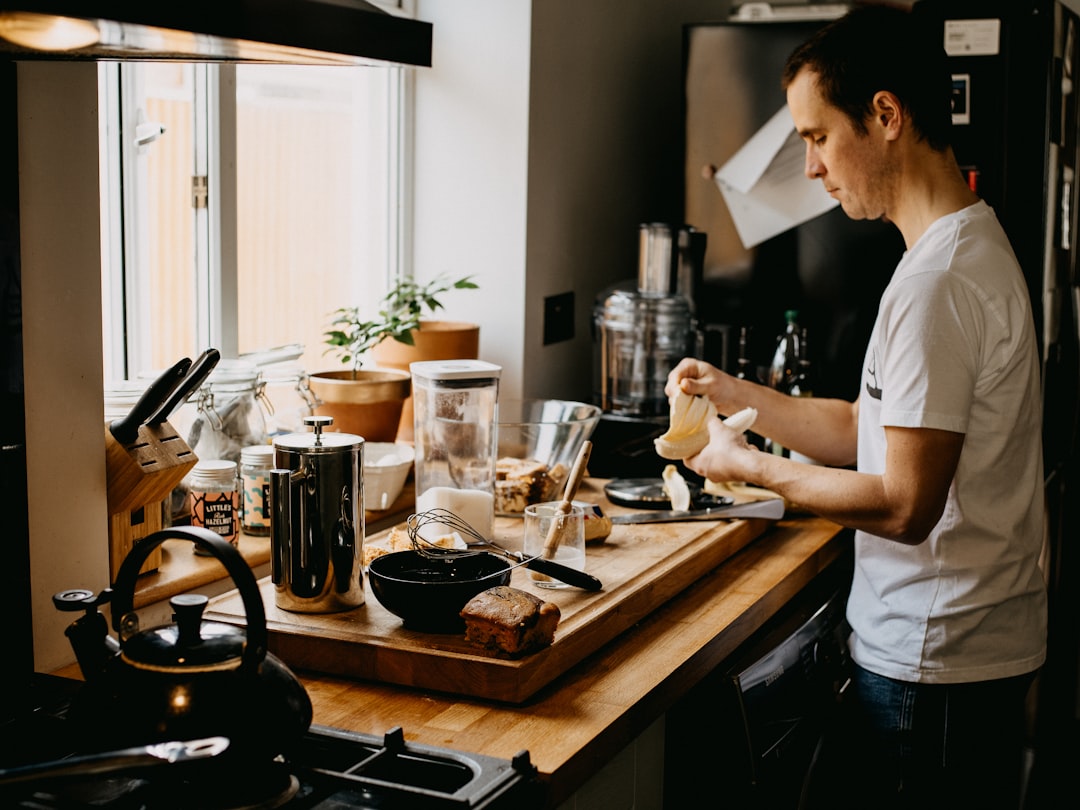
[712,104,839,249]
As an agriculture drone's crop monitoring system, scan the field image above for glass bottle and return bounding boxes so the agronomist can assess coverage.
[735,326,763,383]
[734,327,766,449]
[767,310,801,393]
[788,329,818,464]
[765,311,801,458]
[788,328,814,399]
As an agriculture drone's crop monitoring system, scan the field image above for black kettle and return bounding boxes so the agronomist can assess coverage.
[54,526,313,762]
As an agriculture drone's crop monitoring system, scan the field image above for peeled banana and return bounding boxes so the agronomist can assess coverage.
[654,394,759,461]
[654,390,717,459]
[662,464,692,511]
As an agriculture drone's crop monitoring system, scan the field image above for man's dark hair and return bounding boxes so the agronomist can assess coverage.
[781,3,953,151]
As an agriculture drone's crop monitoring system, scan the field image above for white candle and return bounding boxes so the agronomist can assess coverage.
[415,486,495,540]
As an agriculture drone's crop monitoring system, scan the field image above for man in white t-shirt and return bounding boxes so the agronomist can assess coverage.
[667,6,1046,809]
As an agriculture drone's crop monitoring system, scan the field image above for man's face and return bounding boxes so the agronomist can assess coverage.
[786,69,893,222]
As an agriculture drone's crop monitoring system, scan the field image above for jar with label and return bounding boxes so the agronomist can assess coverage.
[240,444,275,536]
[187,459,240,553]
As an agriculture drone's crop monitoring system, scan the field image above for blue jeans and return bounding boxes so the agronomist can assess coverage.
[804,664,1035,810]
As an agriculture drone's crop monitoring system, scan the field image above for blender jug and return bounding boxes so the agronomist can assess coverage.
[270,415,365,613]
[411,360,501,539]
[592,223,704,417]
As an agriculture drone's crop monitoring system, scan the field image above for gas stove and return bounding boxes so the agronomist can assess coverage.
[1,676,543,809]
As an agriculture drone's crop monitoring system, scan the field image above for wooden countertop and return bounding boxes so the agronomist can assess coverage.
[297,514,849,806]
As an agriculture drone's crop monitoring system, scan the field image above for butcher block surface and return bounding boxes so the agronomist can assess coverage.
[206,477,775,703]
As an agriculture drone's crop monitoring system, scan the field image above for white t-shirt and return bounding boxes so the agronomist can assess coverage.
[849,200,1047,684]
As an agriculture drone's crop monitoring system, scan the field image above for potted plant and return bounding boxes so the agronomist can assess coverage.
[311,274,480,441]
[324,274,479,370]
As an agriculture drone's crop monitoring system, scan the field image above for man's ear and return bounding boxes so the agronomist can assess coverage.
[872,90,904,141]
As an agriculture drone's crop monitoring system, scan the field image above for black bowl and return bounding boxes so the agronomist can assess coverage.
[367,550,513,633]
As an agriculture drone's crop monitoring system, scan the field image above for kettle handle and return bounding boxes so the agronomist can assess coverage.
[110,526,269,672]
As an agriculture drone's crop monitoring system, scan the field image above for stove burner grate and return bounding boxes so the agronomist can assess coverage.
[2,684,543,810]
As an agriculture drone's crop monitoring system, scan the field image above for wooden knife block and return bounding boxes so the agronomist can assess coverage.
[105,421,197,579]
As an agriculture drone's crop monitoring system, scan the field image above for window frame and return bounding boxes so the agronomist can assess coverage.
[100,33,413,381]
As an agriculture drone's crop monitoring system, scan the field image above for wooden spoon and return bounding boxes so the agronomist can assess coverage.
[541,439,592,561]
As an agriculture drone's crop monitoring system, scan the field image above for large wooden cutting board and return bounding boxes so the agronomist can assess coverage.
[205,478,775,704]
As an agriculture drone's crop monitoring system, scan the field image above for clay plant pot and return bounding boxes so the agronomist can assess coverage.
[307,369,411,442]
[369,320,480,441]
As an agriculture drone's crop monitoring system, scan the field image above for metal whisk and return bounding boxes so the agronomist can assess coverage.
[406,508,492,560]
[406,508,604,591]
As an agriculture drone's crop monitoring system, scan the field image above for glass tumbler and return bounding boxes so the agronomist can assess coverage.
[523,502,586,589]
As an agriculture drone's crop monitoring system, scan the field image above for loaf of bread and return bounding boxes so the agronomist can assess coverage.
[460,586,561,655]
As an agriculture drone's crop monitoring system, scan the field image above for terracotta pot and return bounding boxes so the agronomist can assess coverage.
[369,320,480,368]
[307,369,411,442]
[369,320,481,441]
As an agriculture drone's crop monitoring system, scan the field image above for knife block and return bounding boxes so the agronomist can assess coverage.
[105,421,197,579]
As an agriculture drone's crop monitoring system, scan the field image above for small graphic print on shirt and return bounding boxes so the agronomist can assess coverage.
[865,352,882,400]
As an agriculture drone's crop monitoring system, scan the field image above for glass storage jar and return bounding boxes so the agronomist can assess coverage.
[241,344,317,437]
[185,359,271,465]
[411,359,501,540]
[261,361,317,437]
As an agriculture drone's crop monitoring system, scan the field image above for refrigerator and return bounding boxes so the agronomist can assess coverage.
[682,0,1080,801]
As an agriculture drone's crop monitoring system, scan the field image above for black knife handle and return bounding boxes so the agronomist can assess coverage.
[146,347,221,425]
[109,357,192,444]
[526,556,603,591]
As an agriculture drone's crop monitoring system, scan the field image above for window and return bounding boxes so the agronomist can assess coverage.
[100,59,407,383]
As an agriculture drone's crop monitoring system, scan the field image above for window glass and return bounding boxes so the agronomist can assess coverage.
[144,64,199,369]
[235,65,395,374]
[102,62,400,381]
[112,62,199,377]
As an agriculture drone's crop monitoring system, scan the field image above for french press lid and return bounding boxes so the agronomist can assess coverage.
[272,415,364,453]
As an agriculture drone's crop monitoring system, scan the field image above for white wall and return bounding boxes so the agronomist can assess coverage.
[19,62,112,672]
[413,0,725,403]
[413,0,532,400]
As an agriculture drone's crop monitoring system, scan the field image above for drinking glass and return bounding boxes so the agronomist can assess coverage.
[523,502,586,589]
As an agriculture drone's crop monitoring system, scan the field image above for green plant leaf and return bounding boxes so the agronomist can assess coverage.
[322,273,477,368]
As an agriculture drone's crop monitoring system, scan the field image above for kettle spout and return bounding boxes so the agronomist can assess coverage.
[53,589,119,683]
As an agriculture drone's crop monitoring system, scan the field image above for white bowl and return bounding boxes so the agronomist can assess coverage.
[363,442,414,511]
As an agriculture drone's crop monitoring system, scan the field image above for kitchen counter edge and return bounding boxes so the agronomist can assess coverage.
[298,515,851,807]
